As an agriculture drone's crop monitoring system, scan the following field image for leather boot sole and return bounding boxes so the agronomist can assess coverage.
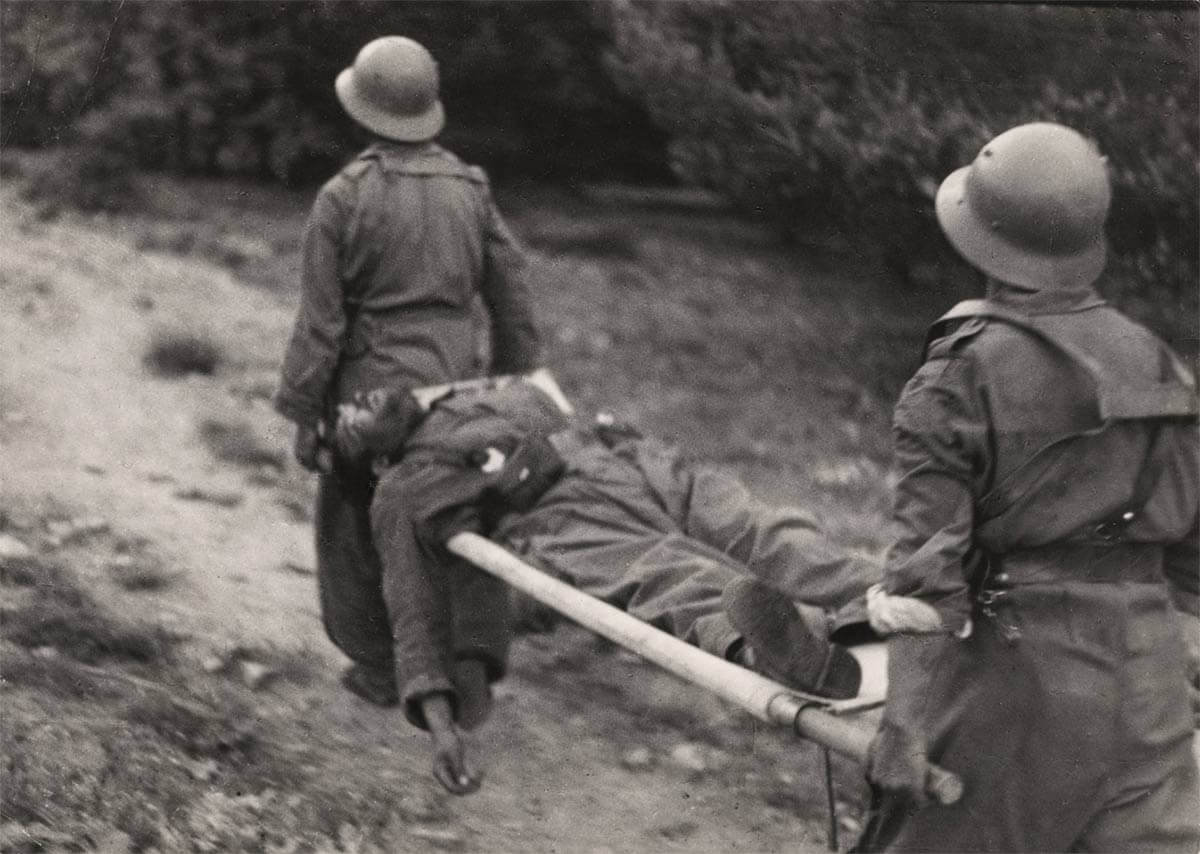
[722,577,861,700]
[341,663,400,707]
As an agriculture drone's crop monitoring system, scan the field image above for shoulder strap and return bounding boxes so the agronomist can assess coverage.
[925,300,1198,421]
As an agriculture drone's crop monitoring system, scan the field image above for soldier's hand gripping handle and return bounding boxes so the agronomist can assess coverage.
[293,422,334,474]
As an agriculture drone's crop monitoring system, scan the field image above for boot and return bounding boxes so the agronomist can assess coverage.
[340,662,399,707]
[723,577,861,700]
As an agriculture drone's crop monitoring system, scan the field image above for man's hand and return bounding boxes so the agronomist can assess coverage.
[867,585,943,636]
[866,720,932,806]
[293,423,333,474]
[421,693,481,795]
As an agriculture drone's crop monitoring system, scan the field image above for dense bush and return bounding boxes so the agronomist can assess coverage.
[0,1,668,185]
[607,2,1198,348]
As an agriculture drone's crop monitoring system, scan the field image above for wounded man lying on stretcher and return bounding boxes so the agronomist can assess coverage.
[324,380,887,794]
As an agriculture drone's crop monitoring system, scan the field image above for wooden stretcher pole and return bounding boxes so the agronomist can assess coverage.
[447,532,962,805]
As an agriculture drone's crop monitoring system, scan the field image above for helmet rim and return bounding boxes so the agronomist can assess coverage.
[335,38,445,142]
[936,161,1107,291]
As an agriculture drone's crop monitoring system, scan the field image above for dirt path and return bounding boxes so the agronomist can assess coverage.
[1,190,857,852]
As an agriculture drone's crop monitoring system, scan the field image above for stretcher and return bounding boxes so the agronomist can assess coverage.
[419,372,963,848]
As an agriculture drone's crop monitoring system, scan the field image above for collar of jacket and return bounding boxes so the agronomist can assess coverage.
[985,281,1107,315]
[360,139,442,163]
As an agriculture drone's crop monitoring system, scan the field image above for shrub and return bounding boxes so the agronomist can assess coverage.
[0,1,668,185]
[21,142,143,215]
[1,556,172,665]
[143,329,223,378]
[197,418,286,471]
[607,2,1199,350]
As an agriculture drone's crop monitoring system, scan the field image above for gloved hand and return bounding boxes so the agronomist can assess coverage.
[867,719,933,806]
[867,632,957,805]
[293,423,332,474]
[867,584,945,635]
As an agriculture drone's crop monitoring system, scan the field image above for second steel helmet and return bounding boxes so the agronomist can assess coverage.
[335,36,445,142]
[935,122,1111,290]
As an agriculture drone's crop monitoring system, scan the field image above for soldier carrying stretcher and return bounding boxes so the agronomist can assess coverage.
[856,122,1200,853]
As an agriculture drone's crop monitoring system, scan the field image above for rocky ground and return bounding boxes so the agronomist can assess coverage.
[0,166,936,853]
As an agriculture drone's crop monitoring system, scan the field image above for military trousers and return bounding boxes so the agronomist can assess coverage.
[314,468,394,670]
[855,580,1200,853]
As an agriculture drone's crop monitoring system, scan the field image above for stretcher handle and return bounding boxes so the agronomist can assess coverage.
[447,532,964,805]
[768,693,962,806]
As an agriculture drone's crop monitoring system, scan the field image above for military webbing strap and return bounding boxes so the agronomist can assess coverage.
[925,299,1199,421]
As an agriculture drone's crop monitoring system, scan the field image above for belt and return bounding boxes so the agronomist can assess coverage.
[985,542,1164,588]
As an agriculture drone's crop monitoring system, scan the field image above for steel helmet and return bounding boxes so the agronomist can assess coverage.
[935,122,1110,290]
[335,36,445,142]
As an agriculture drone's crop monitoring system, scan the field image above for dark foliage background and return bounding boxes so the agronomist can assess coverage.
[0,0,669,184]
[605,1,1198,346]
[2,0,1196,349]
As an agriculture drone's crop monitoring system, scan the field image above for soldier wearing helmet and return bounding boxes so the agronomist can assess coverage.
[274,36,541,795]
[856,123,1200,851]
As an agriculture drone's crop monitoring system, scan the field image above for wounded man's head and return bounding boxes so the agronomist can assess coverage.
[334,380,573,465]
[334,387,425,462]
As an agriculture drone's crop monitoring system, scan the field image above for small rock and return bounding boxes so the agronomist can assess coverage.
[32,646,59,659]
[108,554,135,569]
[234,793,263,813]
[0,533,33,561]
[201,654,227,674]
[145,471,175,484]
[668,742,707,773]
[89,829,134,852]
[838,813,863,838]
[83,464,107,476]
[395,791,442,822]
[409,826,465,850]
[620,746,655,771]
[187,758,219,781]
[74,517,110,537]
[239,660,275,690]
[46,520,74,539]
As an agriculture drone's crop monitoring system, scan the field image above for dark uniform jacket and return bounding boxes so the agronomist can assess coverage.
[885,284,1199,627]
[274,141,540,427]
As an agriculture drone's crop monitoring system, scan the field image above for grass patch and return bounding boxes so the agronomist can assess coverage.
[1,556,172,666]
[219,641,317,688]
[20,145,145,216]
[0,556,43,587]
[0,644,123,701]
[106,558,175,592]
[134,223,199,256]
[5,597,170,665]
[123,690,258,762]
[527,223,642,260]
[143,328,223,378]
[197,418,286,471]
[105,535,178,592]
